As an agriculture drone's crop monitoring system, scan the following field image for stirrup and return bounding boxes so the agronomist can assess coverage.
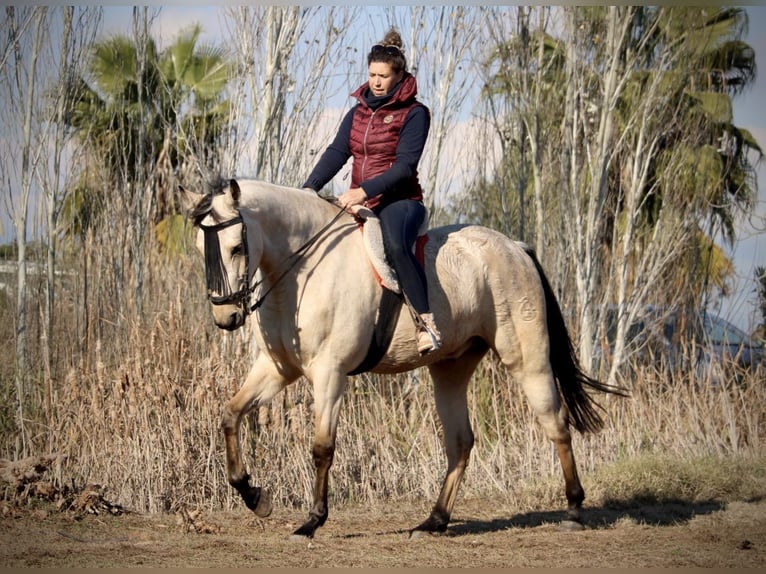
[417,329,440,354]
[417,313,442,354]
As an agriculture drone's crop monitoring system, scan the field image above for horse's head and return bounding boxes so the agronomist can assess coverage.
[182,177,259,331]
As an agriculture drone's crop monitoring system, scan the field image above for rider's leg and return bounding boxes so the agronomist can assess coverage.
[377,199,441,353]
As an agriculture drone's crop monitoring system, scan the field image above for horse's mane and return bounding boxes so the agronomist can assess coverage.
[190,176,339,228]
[237,178,340,219]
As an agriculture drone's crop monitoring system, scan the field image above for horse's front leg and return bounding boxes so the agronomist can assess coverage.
[222,355,291,517]
[291,370,348,540]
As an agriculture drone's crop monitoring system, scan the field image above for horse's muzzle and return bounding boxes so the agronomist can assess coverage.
[213,306,245,331]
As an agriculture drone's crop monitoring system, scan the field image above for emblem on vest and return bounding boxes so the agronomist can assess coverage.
[383,114,395,124]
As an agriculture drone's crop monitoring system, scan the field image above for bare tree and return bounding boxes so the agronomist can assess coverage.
[37,8,100,403]
[0,8,34,74]
[398,7,488,223]
[224,7,360,184]
[0,6,48,455]
[557,7,634,371]
[554,7,759,381]
[598,9,684,382]
[457,7,760,383]
[0,8,101,450]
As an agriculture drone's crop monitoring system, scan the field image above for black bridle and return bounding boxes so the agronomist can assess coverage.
[200,214,252,308]
[200,202,347,316]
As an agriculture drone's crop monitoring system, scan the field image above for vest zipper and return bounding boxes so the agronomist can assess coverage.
[360,109,376,182]
[361,101,395,182]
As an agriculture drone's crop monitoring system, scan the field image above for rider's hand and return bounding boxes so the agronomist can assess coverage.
[337,187,367,211]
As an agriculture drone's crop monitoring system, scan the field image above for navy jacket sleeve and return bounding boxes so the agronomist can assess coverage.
[302,108,355,191]
[360,105,430,200]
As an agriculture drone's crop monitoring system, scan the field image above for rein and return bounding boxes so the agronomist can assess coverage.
[248,203,346,313]
[202,199,347,315]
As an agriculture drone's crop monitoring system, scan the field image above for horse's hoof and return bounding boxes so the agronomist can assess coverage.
[254,488,272,518]
[559,519,585,532]
[291,515,322,540]
[289,532,312,543]
[409,516,448,539]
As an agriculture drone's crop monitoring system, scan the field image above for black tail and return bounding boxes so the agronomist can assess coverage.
[523,246,628,433]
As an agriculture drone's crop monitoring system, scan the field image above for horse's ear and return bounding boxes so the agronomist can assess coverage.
[178,184,205,217]
[229,179,241,204]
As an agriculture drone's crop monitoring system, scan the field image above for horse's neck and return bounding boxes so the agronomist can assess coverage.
[239,181,340,268]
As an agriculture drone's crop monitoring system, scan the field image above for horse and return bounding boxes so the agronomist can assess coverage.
[182,177,624,539]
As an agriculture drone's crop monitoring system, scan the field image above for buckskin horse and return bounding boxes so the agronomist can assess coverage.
[182,177,623,539]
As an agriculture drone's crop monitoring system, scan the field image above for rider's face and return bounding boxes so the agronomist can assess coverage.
[368,62,403,97]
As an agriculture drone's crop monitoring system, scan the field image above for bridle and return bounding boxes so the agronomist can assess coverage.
[200,201,347,316]
[199,214,252,308]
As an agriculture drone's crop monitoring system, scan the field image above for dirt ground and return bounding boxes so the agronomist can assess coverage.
[1,495,764,568]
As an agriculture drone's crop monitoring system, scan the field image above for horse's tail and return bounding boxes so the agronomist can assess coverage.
[522,245,628,434]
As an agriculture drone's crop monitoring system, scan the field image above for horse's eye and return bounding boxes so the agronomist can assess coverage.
[231,244,243,256]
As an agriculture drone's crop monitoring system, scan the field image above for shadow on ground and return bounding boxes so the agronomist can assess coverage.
[336,496,733,539]
[445,496,727,536]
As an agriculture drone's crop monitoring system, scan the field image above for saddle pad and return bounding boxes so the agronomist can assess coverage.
[351,205,429,294]
[351,205,401,293]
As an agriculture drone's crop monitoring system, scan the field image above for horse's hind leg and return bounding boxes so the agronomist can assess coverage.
[411,348,485,537]
[516,367,585,527]
[222,354,292,517]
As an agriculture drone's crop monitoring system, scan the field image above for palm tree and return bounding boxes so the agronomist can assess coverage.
[155,24,231,216]
[618,7,761,308]
[65,23,233,230]
[59,18,233,323]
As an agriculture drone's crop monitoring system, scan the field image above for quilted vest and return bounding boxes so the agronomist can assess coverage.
[349,73,424,210]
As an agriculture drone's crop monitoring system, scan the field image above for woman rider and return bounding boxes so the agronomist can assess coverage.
[302,28,441,354]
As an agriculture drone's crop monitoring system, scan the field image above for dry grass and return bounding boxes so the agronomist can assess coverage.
[1,251,765,517]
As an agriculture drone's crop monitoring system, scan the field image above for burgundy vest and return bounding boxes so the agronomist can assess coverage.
[349,74,424,209]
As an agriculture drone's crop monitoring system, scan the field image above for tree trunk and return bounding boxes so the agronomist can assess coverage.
[40,7,70,417]
[10,6,46,456]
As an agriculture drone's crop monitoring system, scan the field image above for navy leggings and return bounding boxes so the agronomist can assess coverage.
[376,199,430,314]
